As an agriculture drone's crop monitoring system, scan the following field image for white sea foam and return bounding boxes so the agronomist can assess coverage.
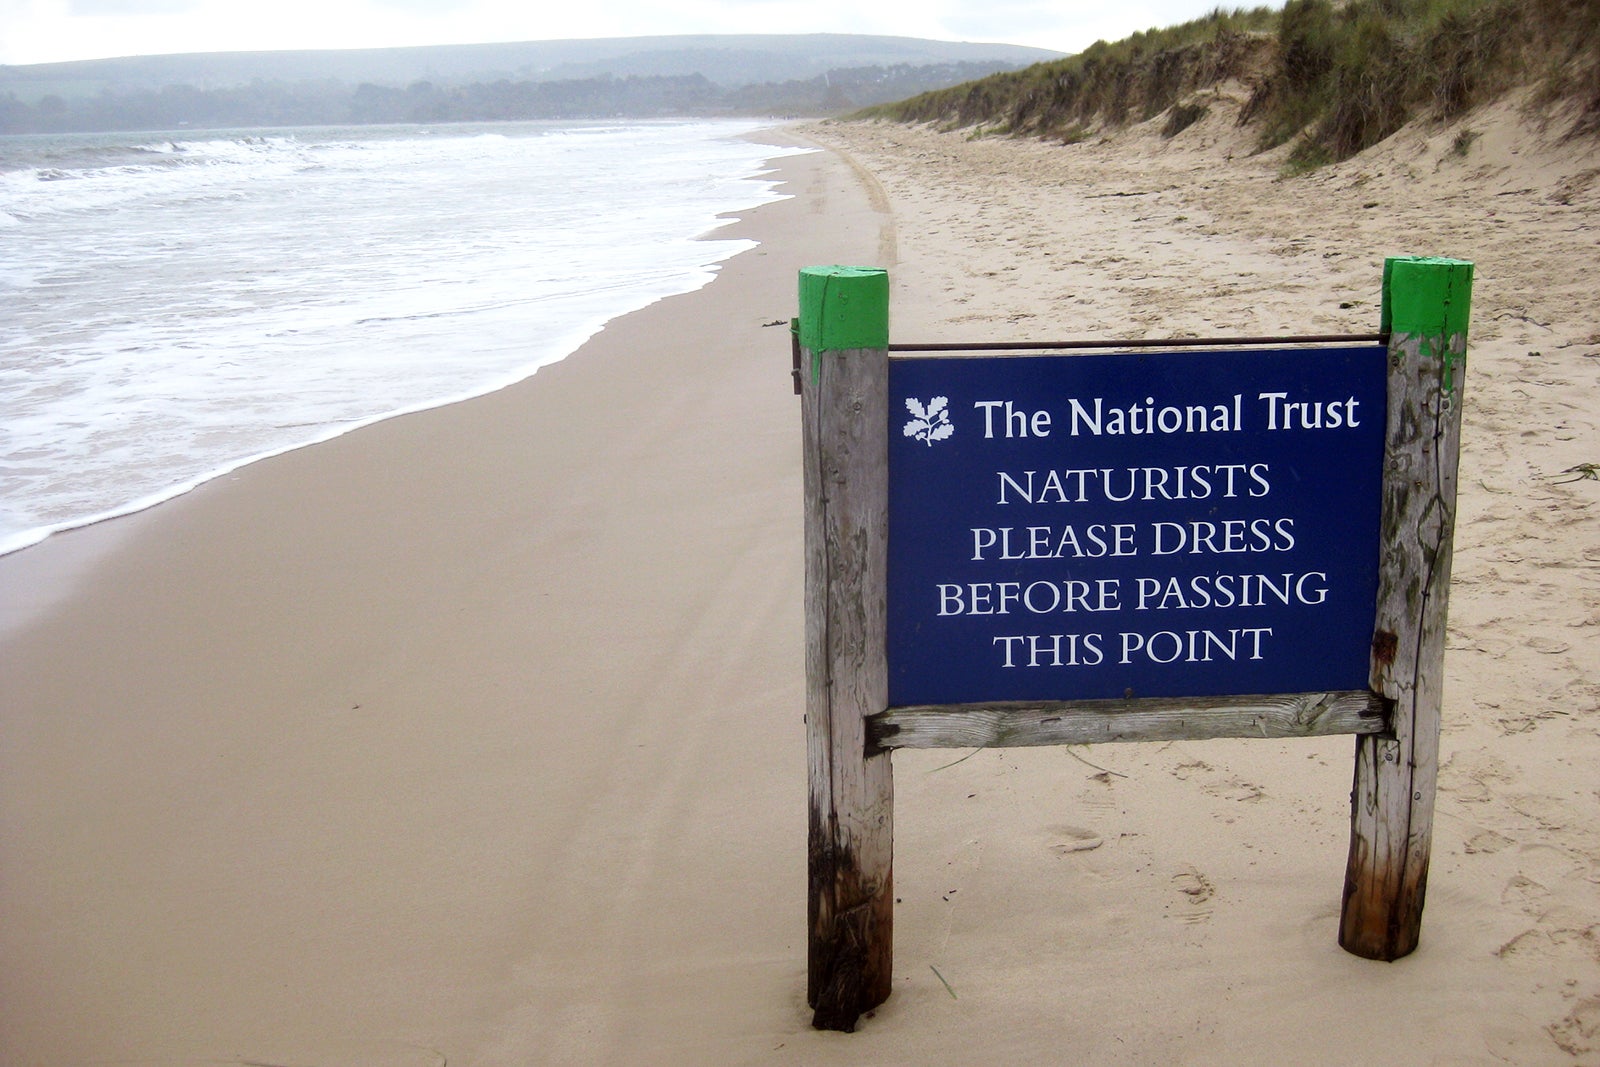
[0,120,810,556]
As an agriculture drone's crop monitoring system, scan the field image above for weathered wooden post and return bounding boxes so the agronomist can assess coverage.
[1340,255,1474,959]
[799,265,895,1032]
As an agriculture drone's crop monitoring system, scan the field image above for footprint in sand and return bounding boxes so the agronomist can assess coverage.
[1501,873,1552,916]
[1046,825,1103,855]
[1170,866,1216,925]
[1463,828,1514,854]
[1171,759,1265,802]
[1526,635,1572,654]
[1549,996,1600,1059]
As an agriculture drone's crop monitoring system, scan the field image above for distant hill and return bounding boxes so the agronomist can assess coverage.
[0,35,1062,133]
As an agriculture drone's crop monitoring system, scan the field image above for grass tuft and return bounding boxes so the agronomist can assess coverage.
[1163,100,1211,137]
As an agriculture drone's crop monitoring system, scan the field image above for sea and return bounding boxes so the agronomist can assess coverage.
[0,119,807,557]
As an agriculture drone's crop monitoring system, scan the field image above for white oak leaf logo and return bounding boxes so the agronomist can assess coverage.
[903,396,954,446]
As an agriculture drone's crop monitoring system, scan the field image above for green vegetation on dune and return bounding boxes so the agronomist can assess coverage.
[867,7,1276,134]
[862,0,1600,165]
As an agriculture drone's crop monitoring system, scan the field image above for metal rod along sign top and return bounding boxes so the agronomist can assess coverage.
[887,332,1385,352]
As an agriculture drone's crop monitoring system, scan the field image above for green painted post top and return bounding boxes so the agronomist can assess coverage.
[798,266,889,353]
[1382,256,1474,340]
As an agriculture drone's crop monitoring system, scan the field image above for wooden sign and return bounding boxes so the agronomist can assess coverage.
[797,257,1473,1032]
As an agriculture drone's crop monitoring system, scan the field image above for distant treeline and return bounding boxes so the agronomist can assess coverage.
[0,61,1020,134]
[863,0,1600,166]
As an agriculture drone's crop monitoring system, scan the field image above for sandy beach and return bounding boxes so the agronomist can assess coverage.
[4,99,1599,1064]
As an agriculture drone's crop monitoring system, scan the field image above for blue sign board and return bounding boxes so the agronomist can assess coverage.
[887,346,1388,707]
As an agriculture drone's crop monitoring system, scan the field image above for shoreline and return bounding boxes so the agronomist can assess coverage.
[0,128,807,632]
[0,118,796,564]
[0,321,607,561]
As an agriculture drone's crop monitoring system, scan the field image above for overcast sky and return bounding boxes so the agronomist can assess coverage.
[1,0,1259,67]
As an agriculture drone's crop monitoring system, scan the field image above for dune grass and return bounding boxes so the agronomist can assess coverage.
[860,0,1600,165]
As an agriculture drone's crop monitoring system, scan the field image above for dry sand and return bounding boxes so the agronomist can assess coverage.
[3,98,1599,1065]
